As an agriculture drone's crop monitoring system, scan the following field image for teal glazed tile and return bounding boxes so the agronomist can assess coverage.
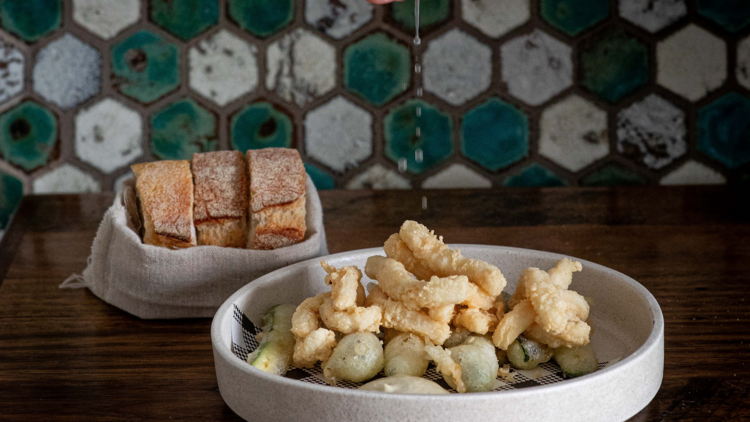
[111,30,180,104]
[391,0,450,30]
[231,102,292,152]
[384,99,453,174]
[344,33,410,106]
[697,93,750,169]
[581,165,646,186]
[304,163,335,190]
[150,98,217,160]
[697,0,750,33]
[503,163,567,187]
[581,29,649,103]
[0,101,57,171]
[461,98,528,171]
[150,0,219,40]
[541,0,608,36]
[228,0,293,38]
[0,170,22,229]
[0,0,61,42]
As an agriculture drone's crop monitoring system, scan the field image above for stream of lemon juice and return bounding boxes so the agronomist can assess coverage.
[399,0,423,174]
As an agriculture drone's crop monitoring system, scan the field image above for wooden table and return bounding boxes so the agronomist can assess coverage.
[1,187,748,421]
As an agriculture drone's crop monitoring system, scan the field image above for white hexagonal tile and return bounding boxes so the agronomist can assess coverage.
[75,98,143,174]
[501,29,573,106]
[617,94,686,169]
[619,0,686,33]
[660,160,726,185]
[306,0,373,39]
[539,95,608,172]
[462,0,530,38]
[0,39,24,104]
[73,0,140,40]
[189,30,258,107]
[266,29,336,107]
[423,29,492,106]
[33,164,101,194]
[305,96,372,173]
[736,36,750,90]
[657,24,726,102]
[422,164,492,189]
[346,164,411,189]
[33,34,101,109]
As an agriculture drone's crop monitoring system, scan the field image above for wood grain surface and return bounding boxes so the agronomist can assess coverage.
[0,187,748,421]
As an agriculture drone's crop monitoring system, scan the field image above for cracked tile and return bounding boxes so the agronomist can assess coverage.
[111,31,180,104]
[75,98,142,174]
[660,160,726,185]
[33,34,101,110]
[344,33,410,106]
[697,93,750,169]
[391,0,450,31]
[73,0,140,40]
[231,102,292,152]
[422,164,491,189]
[619,0,686,33]
[306,0,373,39]
[0,40,23,104]
[346,164,411,189]
[461,98,528,171]
[581,29,649,103]
[33,164,101,193]
[462,0,530,38]
[0,101,57,171]
[150,98,217,160]
[305,96,372,173]
[0,0,61,41]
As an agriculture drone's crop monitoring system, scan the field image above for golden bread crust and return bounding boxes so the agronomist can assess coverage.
[247,148,306,213]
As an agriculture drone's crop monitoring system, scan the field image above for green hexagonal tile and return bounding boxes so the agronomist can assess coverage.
[581,29,649,103]
[0,0,61,42]
[541,0,608,36]
[697,0,750,33]
[231,102,292,153]
[304,163,335,190]
[581,165,646,186]
[697,93,750,169]
[344,33,410,106]
[150,0,219,41]
[0,170,22,229]
[503,163,567,187]
[0,101,57,171]
[228,0,293,38]
[461,98,528,172]
[391,0,450,30]
[111,30,180,104]
[150,98,217,160]
[384,100,453,174]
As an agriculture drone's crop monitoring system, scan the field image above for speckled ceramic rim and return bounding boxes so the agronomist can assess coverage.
[212,246,664,420]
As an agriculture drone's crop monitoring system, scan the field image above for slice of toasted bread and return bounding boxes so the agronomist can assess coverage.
[131,160,196,249]
[193,151,248,248]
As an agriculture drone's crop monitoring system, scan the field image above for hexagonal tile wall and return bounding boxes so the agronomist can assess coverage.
[581,164,647,186]
[541,0,608,36]
[539,95,608,173]
[617,94,686,170]
[657,24,726,102]
[0,39,24,104]
[267,29,336,107]
[150,0,218,41]
[618,0,686,33]
[33,34,100,110]
[384,100,453,174]
[697,93,750,169]
[696,0,750,33]
[462,0,530,38]
[0,101,57,172]
[230,102,292,152]
[305,96,372,173]
[304,163,335,190]
[501,30,573,107]
[660,160,726,185]
[0,169,23,229]
[72,0,140,40]
[0,0,61,42]
[461,98,528,172]
[150,98,217,160]
[111,30,180,104]
[580,29,649,103]
[74,98,143,174]
[503,163,567,187]
[423,29,492,106]
[390,0,450,31]
[346,164,411,189]
[306,0,373,40]
[189,29,258,107]
[228,0,293,38]
[344,33,410,106]
[737,36,750,90]
[422,163,492,189]
[33,163,101,193]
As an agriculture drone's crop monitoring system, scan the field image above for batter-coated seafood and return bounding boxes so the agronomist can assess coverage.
[321,261,366,311]
[492,299,536,350]
[428,304,456,324]
[424,344,466,394]
[383,233,435,281]
[319,296,382,334]
[291,292,330,338]
[463,282,496,310]
[453,308,499,335]
[523,323,581,349]
[293,328,336,368]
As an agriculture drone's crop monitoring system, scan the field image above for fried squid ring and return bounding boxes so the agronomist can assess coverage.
[428,304,456,324]
[492,299,536,350]
[366,285,451,345]
[319,296,382,334]
[321,261,366,311]
[523,267,589,338]
[452,308,499,335]
[291,292,330,338]
[523,323,587,349]
[463,282,496,310]
[293,328,337,368]
[383,233,435,281]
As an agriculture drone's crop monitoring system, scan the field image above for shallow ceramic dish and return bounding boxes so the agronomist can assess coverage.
[212,246,664,422]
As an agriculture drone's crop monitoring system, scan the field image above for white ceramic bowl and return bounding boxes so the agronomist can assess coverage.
[212,246,664,422]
